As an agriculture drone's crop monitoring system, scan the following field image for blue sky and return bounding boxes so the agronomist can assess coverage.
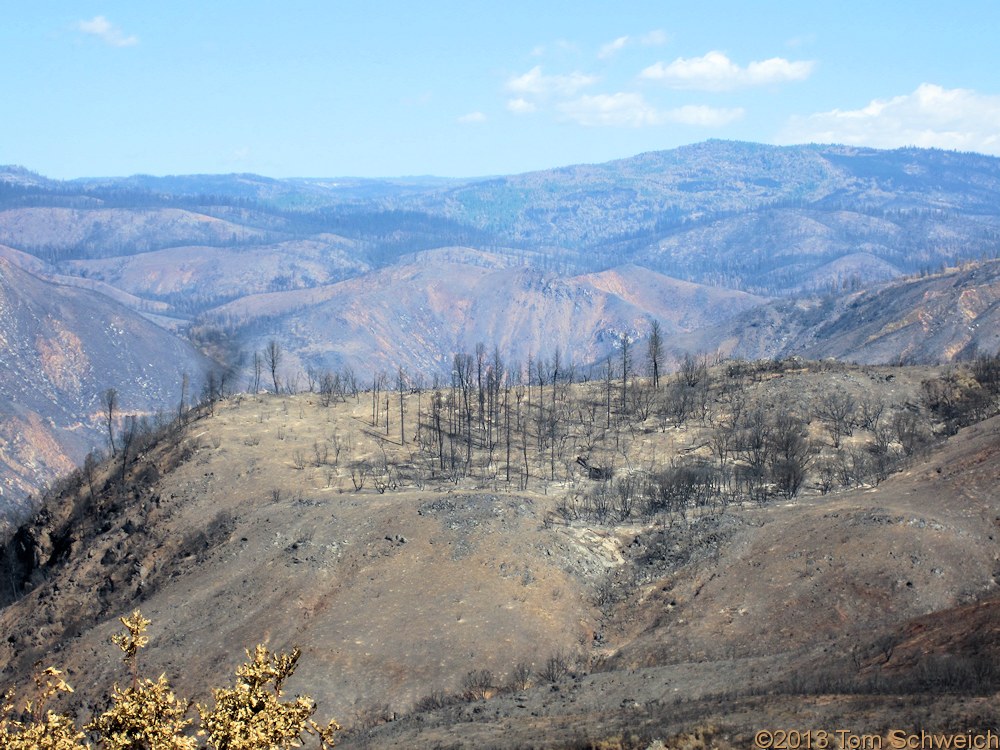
[3,1,1000,179]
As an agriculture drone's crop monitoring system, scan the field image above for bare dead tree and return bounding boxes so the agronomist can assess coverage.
[453,352,474,470]
[504,378,512,483]
[647,319,663,389]
[462,669,494,701]
[859,396,887,431]
[619,332,631,415]
[679,352,707,387]
[893,410,925,456]
[102,387,119,456]
[603,355,614,429]
[304,366,320,393]
[815,389,857,448]
[396,367,407,444]
[203,370,219,415]
[550,347,561,480]
[119,414,138,484]
[179,373,189,422]
[250,351,263,394]
[475,342,487,432]
[769,411,811,498]
[507,662,533,692]
[319,371,338,407]
[342,365,359,399]
[263,339,282,394]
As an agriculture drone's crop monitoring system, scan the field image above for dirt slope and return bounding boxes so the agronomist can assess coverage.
[0,257,211,527]
[0,370,997,747]
[610,413,1000,666]
[0,393,605,722]
[357,414,1000,747]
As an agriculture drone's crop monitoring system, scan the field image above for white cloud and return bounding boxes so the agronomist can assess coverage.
[598,30,666,59]
[76,15,138,47]
[559,93,660,126]
[558,93,743,128]
[507,98,537,114]
[458,111,488,124]
[641,30,668,46]
[779,84,1000,154]
[598,36,630,60]
[506,66,598,97]
[641,51,813,90]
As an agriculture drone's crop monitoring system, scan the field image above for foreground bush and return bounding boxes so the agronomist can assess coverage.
[0,610,339,749]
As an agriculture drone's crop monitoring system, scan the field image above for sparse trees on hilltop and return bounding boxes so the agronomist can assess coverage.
[264,339,282,394]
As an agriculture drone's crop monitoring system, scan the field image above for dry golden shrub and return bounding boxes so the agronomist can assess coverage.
[0,609,339,749]
[198,644,339,750]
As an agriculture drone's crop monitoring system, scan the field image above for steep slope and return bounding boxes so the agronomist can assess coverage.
[0,243,177,320]
[200,249,767,376]
[0,258,212,527]
[693,259,1000,364]
[631,203,1000,294]
[795,260,1000,362]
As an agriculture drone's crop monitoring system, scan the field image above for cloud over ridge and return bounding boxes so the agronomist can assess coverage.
[642,51,813,90]
[780,83,1000,154]
[559,93,744,128]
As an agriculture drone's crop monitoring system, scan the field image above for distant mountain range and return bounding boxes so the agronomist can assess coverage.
[5,141,1000,293]
[1,140,999,516]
